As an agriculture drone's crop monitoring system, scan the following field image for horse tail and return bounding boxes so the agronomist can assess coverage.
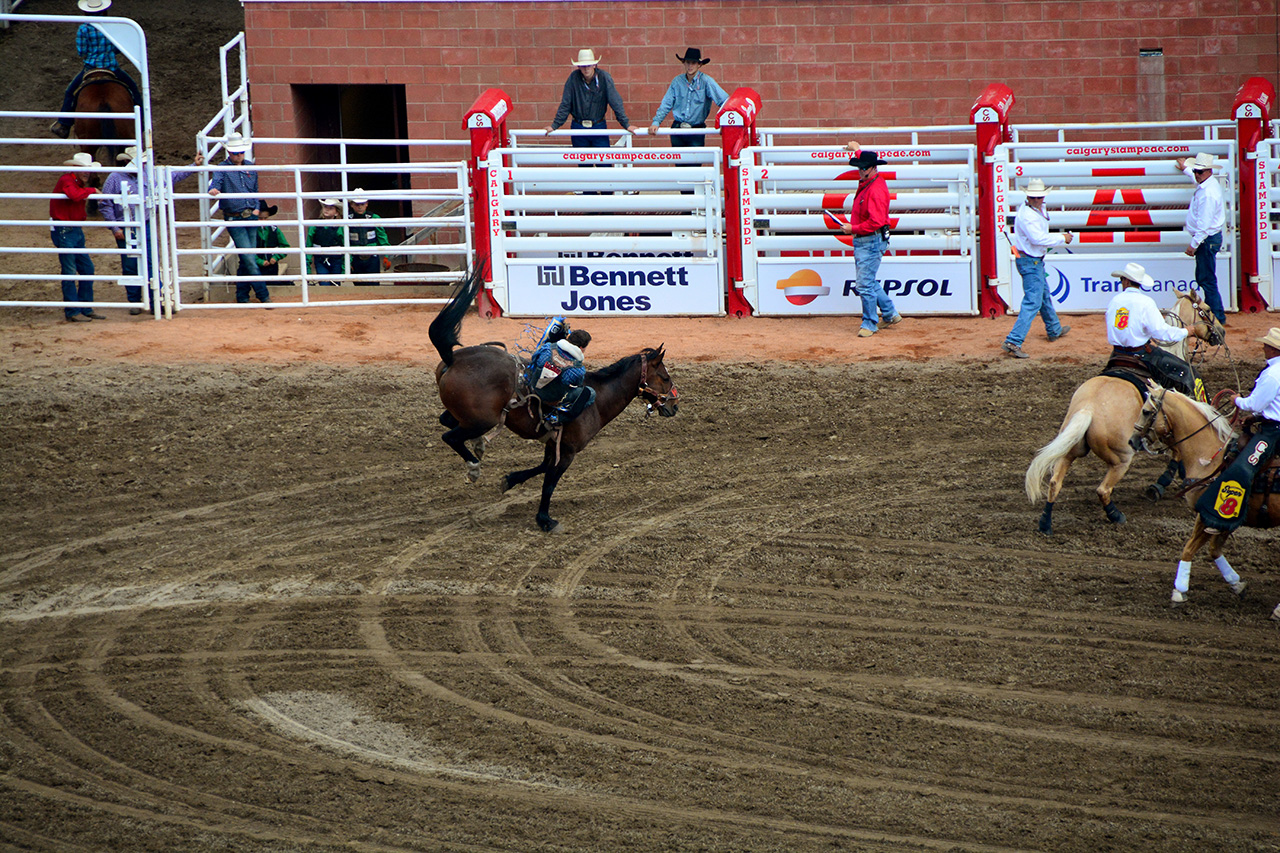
[428,265,484,367]
[1025,409,1092,503]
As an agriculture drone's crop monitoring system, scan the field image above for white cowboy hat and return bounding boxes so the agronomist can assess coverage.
[350,189,369,204]
[77,0,111,12]
[63,152,100,168]
[1190,152,1219,171]
[1024,178,1051,197]
[319,198,341,207]
[224,133,250,154]
[572,49,600,67]
[116,146,138,163]
[556,339,584,360]
[1259,327,1280,349]
[1112,262,1156,289]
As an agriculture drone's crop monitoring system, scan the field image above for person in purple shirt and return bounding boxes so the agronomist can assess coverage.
[99,146,203,313]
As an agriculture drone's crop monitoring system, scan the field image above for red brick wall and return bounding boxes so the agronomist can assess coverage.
[243,0,1278,144]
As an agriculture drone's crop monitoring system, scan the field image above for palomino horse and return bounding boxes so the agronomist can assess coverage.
[430,269,679,532]
[1025,290,1224,534]
[1131,384,1268,606]
[72,71,135,170]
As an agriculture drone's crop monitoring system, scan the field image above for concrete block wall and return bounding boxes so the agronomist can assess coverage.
[242,0,1277,145]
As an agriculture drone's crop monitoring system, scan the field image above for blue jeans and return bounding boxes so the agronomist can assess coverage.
[312,256,343,286]
[116,224,153,304]
[52,226,94,319]
[571,122,613,194]
[1006,255,1065,346]
[227,219,270,303]
[1194,231,1224,323]
[853,232,895,331]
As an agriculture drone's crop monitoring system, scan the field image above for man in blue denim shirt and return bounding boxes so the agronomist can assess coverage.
[208,133,270,303]
[50,0,143,138]
[649,49,729,148]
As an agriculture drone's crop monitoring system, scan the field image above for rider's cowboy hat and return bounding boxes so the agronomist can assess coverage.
[555,339,584,360]
[63,152,100,168]
[1112,262,1156,289]
[1259,327,1280,350]
[676,48,710,65]
[571,49,601,67]
[224,133,251,154]
[849,149,889,169]
[350,189,369,204]
[1024,178,1051,197]
[77,0,111,12]
[1190,152,1219,171]
[117,146,138,163]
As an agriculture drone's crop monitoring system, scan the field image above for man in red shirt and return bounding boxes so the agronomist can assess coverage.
[50,152,102,322]
[842,146,901,338]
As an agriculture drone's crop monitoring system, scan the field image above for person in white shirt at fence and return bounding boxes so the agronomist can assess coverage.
[1174,152,1226,325]
[1002,178,1074,359]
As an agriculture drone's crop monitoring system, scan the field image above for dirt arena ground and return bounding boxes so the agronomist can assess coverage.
[2,304,1279,853]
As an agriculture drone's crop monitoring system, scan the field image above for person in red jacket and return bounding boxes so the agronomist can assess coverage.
[50,152,102,322]
[841,144,901,338]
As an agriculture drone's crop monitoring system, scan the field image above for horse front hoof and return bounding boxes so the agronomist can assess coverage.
[1104,503,1126,524]
[1037,515,1053,535]
[499,475,513,494]
[1144,484,1164,502]
[537,515,561,533]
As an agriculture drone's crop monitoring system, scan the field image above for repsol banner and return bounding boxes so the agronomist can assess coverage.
[755,259,976,316]
[1011,256,1234,313]
[506,260,723,316]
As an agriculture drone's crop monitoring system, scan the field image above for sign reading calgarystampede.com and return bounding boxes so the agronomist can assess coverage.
[506,260,723,316]
[755,260,976,316]
[1011,256,1234,313]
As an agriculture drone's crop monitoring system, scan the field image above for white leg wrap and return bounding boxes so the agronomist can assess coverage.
[1175,560,1191,594]
[1214,555,1240,585]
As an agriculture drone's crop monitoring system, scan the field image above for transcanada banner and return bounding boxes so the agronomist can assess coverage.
[507,260,724,316]
[1010,255,1234,313]
[755,259,977,316]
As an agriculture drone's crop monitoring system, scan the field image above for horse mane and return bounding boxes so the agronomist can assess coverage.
[1170,391,1235,445]
[587,346,664,383]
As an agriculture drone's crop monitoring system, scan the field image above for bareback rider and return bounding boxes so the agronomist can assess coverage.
[50,0,144,139]
[1104,262,1201,398]
[1195,327,1280,535]
[525,319,594,428]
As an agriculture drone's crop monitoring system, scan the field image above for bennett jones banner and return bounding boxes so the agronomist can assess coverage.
[755,259,976,316]
[1010,255,1234,313]
[506,260,723,316]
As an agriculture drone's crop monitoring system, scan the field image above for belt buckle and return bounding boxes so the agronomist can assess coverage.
[580,120,594,128]
[677,122,692,128]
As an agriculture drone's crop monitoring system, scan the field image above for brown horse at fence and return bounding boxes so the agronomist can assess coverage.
[1025,290,1225,534]
[72,71,135,172]
[1131,384,1271,606]
[430,269,679,533]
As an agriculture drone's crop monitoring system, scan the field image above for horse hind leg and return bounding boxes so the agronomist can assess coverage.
[1096,458,1134,524]
[441,423,492,483]
[1038,457,1075,535]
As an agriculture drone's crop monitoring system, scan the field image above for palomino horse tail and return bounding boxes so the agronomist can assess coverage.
[428,266,484,367]
[1025,410,1092,503]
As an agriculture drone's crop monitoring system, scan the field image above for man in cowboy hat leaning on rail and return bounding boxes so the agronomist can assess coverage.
[840,142,901,338]
[208,133,271,304]
[1002,178,1075,358]
[544,49,635,147]
[1174,152,1226,325]
[649,48,729,148]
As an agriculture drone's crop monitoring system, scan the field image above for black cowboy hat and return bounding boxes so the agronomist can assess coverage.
[676,48,710,65]
[262,204,279,216]
[849,150,889,169]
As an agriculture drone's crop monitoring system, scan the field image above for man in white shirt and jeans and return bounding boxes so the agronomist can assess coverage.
[1174,152,1226,324]
[1002,178,1074,358]
[1104,262,1202,397]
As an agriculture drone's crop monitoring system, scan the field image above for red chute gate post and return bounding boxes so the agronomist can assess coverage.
[464,88,513,318]
[717,88,762,317]
[971,83,1015,319]
[1234,76,1275,313]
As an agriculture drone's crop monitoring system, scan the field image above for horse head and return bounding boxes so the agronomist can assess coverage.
[1131,380,1170,453]
[1175,289,1225,346]
[639,345,679,417]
